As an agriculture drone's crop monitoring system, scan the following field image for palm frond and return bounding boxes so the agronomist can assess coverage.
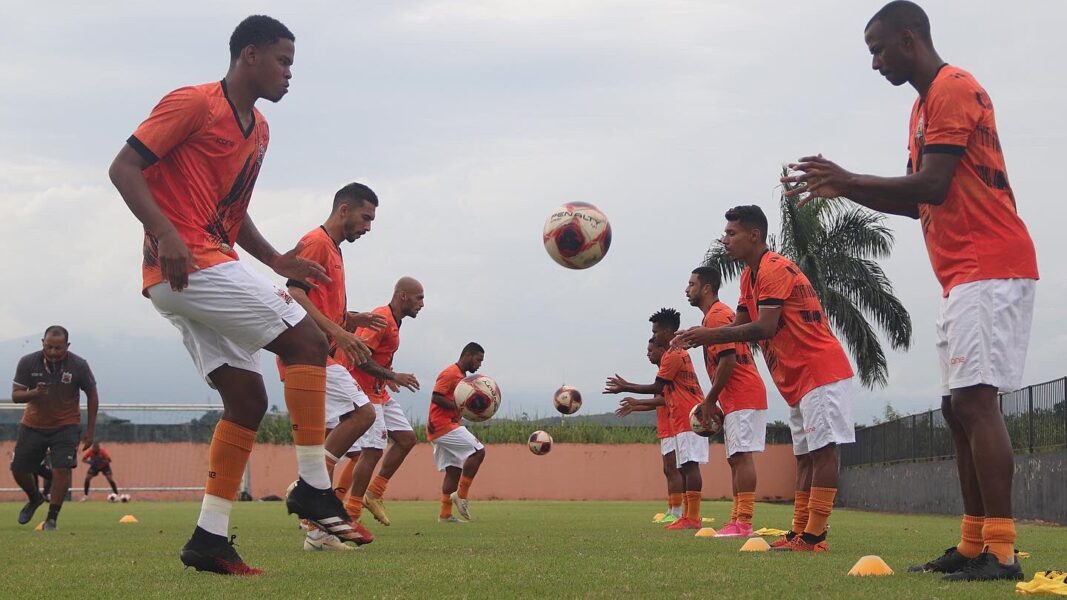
[820,287,889,388]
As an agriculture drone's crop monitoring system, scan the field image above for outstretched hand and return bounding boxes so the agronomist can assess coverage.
[603,374,631,394]
[671,326,713,349]
[273,242,331,287]
[779,155,854,207]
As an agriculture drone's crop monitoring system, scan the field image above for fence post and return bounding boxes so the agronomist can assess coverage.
[911,414,918,462]
[1028,385,1035,454]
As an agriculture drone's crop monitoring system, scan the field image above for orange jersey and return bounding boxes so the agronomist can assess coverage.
[84,448,111,468]
[656,348,705,434]
[909,65,1038,296]
[428,363,464,441]
[128,81,270,295]
[739,252,853,406]
[702,302,767,414]
[349,305,400,404]
[655,405,672,439]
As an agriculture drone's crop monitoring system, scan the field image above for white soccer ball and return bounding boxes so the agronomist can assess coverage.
[553,386,583,415]
[107,493,118,503]
[119,493,131,503]
[455,374,501,422]
[542,202,612,269]
[528,430,553,455]
[689,403,724,438]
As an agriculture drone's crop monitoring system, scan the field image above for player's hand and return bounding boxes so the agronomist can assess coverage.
[603,374,631,394]
[347,311,387,331]
[697,400,716,428]
[384,380,400,393]
[614,405,633,417]
[336,330,372,365]
[671,327,714,349]
[80,430,94,451]
[156,230,197,292]
[273,243,331,287]
[780,155,854,207]
[392,372,420,392]
[32,382,50,398]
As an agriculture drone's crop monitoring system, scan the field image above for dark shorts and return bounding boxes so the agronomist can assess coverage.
[11,425,80,471]
[87,465,112,477]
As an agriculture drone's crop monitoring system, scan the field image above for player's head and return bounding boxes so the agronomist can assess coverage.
[864,1,933,87]
[393,277,425,319]
[229,15,295,103]
[649,307,681,346]
[646,336,666,366]
[42,325,70,361]
[723,205,768,261]
[459,342,485,373]
[687,266,721,308]
[332,183,378,243]
[92,442,100,452]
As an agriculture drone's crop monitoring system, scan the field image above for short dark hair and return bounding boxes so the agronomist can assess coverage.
[649,308,681,332]
[691,266,721,294]
[725,205,769,241]
[333,182,379,211]
[229,15,295,61]
[44,325,69,342]
[866,1,932,45]
[461,342,485,356]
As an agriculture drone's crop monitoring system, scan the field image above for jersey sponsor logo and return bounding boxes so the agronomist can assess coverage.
[214,136,236,148]
[950,356,968,366]
[208,470,217,479]
[61,372,72,384]
[276,288,295,305]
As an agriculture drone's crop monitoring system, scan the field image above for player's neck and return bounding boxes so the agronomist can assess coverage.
[742,245,769,271]
[388,301,404,324]
[222,71,258,122]
[700,296,719,314]
[321,219,345,245]
[910,52,946,99]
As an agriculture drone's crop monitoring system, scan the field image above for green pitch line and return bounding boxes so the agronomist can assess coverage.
[0,501,1061,599]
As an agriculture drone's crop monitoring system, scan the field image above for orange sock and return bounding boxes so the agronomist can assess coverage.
[283,365,326,446]
[982,517,1016,565]
[730,495,739,523]
[440,495,453,519]
[736,492,755,525]
[204,420,256,501]
[804,487,836,537]
[668,493,683,513]
[957,514,984,558]
[791,491,810,535]
[345,494,364,521]
[333,457,357,502]
[368,474,389,498]
[684,491,702,522]
[458,475,474,500]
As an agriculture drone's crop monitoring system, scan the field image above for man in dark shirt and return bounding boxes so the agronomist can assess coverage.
[10,326,99,530]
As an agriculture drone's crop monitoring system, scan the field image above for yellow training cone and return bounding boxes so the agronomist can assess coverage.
[740,537,771,552]
[848,555,894,576]
[694,527,717,537]
[34,521,44,531]
[119,515,138,524]
[652,513,666,523]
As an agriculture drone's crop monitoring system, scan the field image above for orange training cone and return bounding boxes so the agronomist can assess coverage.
[34,521,44,531]
[694,527,717,537]
[740,537,771,552]
[848,555,894,576]
[119,515,138,524]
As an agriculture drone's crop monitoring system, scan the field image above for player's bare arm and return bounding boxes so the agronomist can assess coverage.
[109,145,196,291]
[700,354,735,426]
[11,382,47,403]
[345,311,388,331]
[430,392,458,411]
[288,287,371,364]
[673,306,780,349]
[781,153,962,216]
[603,374,663,396]
[236,219,330,287]
[356,360,420,392]
[82,387,99,450]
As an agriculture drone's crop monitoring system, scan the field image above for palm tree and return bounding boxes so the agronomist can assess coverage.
[702,172,912,388]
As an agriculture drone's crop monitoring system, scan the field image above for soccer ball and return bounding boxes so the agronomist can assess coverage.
[119,494,131,503]
[542,202,612,269]
[107,493,118,503]
[455,374,501,422]
[528,430,553,455]
[552,386,583,415]
[690,403,724,437]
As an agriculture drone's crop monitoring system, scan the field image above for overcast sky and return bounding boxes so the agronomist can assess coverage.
[2,1,1064,427]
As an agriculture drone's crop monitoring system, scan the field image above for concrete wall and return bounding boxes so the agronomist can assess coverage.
[837,450,1067,525]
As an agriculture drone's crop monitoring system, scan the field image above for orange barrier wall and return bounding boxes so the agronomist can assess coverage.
[1,441,796,501]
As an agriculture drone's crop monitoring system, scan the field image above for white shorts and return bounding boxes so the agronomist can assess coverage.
[673,430,709,466]
[723,409,767,457]
[659,436,677,457]
[325,363,371,429]
[431,426,484,471]
[382,398,414,432]
[936,278,1036,396]
[148,261,306,385]
[350,403,387,452]
[789,378,855,456]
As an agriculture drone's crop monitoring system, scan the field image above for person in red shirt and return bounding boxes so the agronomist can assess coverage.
[607,309,708,531]
[429,343,487,523]
[81,442,120,501]
[675,206,855,552]
[108,16,357,574]
[781,1,1036,581]
[687,267,769,538]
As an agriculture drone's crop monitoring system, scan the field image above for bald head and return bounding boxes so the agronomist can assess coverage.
[392,276,425,319]
[394,276,422,296]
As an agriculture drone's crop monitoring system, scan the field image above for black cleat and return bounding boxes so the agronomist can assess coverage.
[180,527,263,576]
[942,552,1024,582]
[908,547,974,573]
[285,478,362,545]
[42,518,57,531]
[17,494,45,525]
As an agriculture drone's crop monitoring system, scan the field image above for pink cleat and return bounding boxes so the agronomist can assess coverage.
[713,521,754,538]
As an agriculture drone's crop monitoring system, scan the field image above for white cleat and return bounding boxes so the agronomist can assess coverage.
[303,532,357,551]
[437,515,466,524]
[451,492,471,521]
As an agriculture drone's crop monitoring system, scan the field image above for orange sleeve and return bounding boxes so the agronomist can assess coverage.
[704,308,736,360]
[656,350,682,382]
[128,86,211,164]
[433,368,461,397]
[738,270,752,314]
[286,236,332,291]
[923,74,981,150]
[356,324,384,346]
[755,261,794,306]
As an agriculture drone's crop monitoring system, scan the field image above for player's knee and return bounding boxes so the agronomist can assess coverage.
[394,432,417,451]
[472,447,486,461]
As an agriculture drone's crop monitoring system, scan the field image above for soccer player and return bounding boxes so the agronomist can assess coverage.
[429,343,488,523]
[607,309,707,530]
[280,182,385,550]
[81,442,120,501]
[686,267,768,537]
[674,206,855,552]
[341,277,424,526]
[109,16,359,573]
[780,1,1038,579]
[614,338,684,524]
[10,326,98,531]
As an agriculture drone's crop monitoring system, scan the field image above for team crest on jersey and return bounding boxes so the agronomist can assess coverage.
[61,372,72,384]
[915,112,925,145]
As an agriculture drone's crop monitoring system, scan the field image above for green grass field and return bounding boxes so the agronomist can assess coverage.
[1,500,1061,599]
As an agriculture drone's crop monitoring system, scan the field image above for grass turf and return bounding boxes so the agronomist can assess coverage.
[0,500,1062,599]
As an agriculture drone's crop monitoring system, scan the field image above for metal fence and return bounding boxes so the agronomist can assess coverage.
[842,377,1067,467]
